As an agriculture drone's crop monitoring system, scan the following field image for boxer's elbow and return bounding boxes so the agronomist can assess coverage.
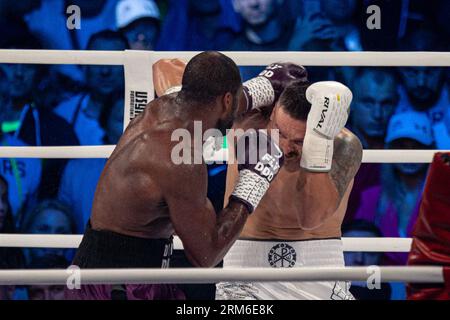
[189,257,214,268]
[184,247,220,268]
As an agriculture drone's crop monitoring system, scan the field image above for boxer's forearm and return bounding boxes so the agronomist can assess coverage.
[182,200,249,268]
[210,200,250,266]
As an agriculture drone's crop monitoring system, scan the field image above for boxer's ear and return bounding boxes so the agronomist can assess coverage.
[270,102,280,121]
[221,92,234,114]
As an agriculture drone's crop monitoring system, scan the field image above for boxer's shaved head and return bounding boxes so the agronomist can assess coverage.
[179,51,242,105]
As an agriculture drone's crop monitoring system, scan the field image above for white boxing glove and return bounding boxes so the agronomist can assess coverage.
[300,81,352,172]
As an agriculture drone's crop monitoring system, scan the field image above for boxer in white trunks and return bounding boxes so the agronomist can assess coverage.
[216,78,363,300]
[153,59,362,300]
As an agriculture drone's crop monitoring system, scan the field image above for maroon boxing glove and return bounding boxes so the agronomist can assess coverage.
[243,63,308,111]
[230,129,284,213]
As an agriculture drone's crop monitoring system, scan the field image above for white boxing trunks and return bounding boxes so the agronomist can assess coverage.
[216,238,354,300]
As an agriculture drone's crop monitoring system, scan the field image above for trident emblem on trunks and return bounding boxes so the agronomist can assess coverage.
[268,243,297,268]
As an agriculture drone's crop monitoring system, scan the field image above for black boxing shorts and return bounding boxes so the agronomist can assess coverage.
[64,221,185,300]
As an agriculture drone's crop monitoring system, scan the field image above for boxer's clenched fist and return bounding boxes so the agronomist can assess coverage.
[152,58,186,97]
[300,81,352,172]
[230,130,284,213]
[243,63,308,110]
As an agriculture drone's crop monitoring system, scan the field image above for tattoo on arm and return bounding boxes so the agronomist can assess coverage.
[329,130,363,199]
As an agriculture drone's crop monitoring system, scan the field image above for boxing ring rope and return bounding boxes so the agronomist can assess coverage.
[0,49,448,161]
[0,234,412,252]
[0,266,444,285]
[0,50,449,66]
[0,50,448,286]
[0,147,449,163]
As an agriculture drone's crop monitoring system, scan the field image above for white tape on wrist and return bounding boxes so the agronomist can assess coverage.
[243,77,274,108]
[231,169,270,211]
[164,85,182,95]
[300,133,334,172]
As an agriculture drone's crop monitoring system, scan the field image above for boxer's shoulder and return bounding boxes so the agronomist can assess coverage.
[335,128,361,147]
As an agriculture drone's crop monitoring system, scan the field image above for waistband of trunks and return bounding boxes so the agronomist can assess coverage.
[223,238,345,268]
[72,221,173,269]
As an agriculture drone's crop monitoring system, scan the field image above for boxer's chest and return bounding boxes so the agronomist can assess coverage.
[259,169,304,218]
[242,168,343,240]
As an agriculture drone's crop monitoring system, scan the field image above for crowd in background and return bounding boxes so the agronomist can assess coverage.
[0,0,449,300]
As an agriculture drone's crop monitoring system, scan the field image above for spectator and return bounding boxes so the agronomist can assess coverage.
[342,220,391,300]
[432,76,450,148]
[21,200,76,264]
[349,68,399,149]
[58,97,124,232]
[0,133,42,222]
[157,0,240,50]
[0,175,25,270]
[433,108,450,149]
[0,32,80,199]
[54,30,127,146]
[289,0,361,52]
[321,0,361,50]
[0,71,42,218]
[99,95,124,145]
[230,0,293,51]
[0,175,11,232]
[428,0,450,38]
[25,1,119,50]
[116,0,161,50]
[359,0,403,51]
[0,0,41,23]
[345,68,399,221]
[24,0,120,83]
[0,17,81,110]
[26,255,69,300]
[355,111,434,265]
[397,25,448,123]
[0,284,15,300]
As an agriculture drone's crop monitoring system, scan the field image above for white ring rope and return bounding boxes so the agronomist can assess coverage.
[0,234,412,252]
[0,266,444,285]
[0,147,448,162]
[0,50,449,66]
[0,49,448,161]
[0,145,115,158]
[0,50,445,287]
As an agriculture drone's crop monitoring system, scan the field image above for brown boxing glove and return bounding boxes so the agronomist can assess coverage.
[242,63,308,111]
[152,58,186,97]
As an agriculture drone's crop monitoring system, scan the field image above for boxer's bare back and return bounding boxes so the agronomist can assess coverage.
[91,96,187,239]
[89,93,252,268]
